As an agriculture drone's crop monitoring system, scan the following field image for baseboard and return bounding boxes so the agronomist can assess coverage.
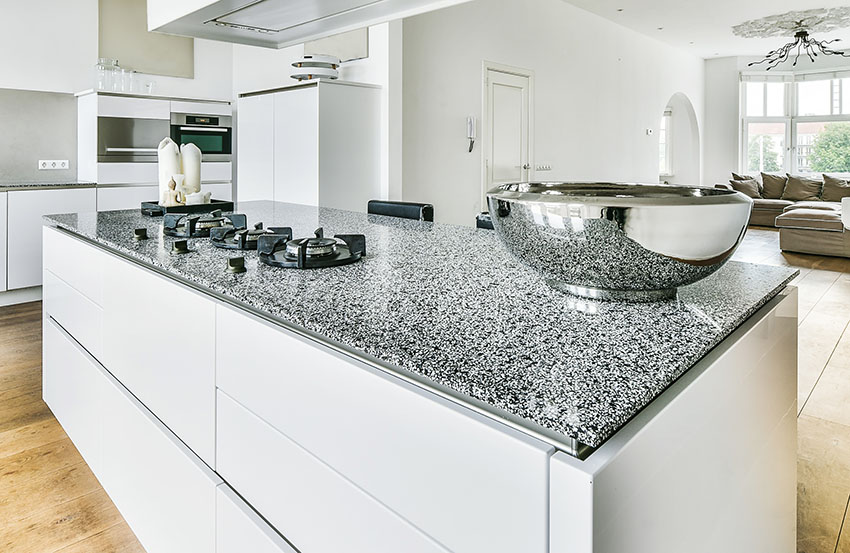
[0,286,42,307]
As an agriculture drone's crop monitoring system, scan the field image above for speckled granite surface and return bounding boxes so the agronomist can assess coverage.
[44,201,798,449]
[0,181,96,192]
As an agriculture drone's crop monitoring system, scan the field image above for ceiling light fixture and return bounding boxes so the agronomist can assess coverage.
[749,28,850,70]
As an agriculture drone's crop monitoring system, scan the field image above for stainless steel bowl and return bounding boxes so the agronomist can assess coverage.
[486,182,753,302]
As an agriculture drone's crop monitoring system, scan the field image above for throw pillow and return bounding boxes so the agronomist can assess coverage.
[732,172,762,185]
[781,174,823,202]
[760,172,788,199]
[822,174,850,202]
[728,178,761,199]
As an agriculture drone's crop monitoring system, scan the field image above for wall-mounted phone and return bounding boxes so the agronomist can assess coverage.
[467,116,476,153]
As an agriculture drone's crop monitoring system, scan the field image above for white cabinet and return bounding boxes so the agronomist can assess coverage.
[0,192,6,292]
[236,93,274,201]
[217,392,449,553]
[216,304,552,553]
[237,81,380,211]
[217,485,297,553]
[202,182,232,201]
[7,187,96,289]
[102,254,216,466]
[97,185,159,211]
[97,95,170,119]
[171,100,232,117]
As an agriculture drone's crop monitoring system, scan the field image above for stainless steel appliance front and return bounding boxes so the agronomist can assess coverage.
[97,117,170,163]
[170,113,233,162]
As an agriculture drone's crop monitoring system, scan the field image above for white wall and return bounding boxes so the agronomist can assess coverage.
[664,93,701,186]
[402,0,705,226]
[0,0,99,93]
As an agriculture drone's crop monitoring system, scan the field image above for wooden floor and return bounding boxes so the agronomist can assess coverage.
[0,302,144,552]
[1,227,849,552]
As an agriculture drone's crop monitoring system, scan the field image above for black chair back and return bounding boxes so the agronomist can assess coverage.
[367,200,434,222]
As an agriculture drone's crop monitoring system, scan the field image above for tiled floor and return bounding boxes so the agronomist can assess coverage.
[0,226,848,552]
[731,227,850,553]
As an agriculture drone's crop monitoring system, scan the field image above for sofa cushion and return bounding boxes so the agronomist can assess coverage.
[823,174,850,202]
[781,174,823,201]
[783,201,842,212]
[761,173,788,199]
[732,172,763,186]
[729,178,761,198]
[775,208,845,232]
[753,198,793,211]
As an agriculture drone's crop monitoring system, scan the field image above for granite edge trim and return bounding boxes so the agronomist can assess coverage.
[1,182,97,192]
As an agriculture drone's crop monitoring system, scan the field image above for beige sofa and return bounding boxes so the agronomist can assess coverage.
[775,198,850,258]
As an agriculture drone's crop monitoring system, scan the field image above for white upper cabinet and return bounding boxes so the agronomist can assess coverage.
[147,0,470,49]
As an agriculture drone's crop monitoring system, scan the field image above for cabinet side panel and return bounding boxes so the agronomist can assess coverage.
[273,88,319,205]
[550,451,593,553]
[236,94,275,201]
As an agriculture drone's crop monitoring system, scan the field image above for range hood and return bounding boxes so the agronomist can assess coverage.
[148,0,469,49]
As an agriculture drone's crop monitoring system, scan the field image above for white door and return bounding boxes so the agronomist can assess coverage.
[484,68,531,201]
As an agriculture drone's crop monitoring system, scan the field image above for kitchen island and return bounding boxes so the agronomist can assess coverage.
[42,200,798,553]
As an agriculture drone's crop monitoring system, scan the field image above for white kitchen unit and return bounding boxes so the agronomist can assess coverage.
[43,212,798,553]
[7,187,96,290]
[0,192,6,293]
[237,81,380,211]
[76,91,233,211]
[147,0,469,49]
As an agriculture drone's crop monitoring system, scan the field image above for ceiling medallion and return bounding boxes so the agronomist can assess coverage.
[733,7,850,70]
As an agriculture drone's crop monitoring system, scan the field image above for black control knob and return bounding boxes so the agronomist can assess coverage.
[133,228,148,241]
[227,256,246,274]
[171,240,190,254]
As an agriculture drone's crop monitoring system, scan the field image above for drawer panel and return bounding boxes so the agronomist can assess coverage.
[101,352,221,553]
[202,183,232,201]
[97,185,159,212]
[216,305,552,553]
[43,270,103,359]
[97,162,157,185]
[217,484,297,553]
[102,254,216,466]
[171,100,231,117]
[43,226,104,306]
[201,162,232,182]
[98,96,170,119]
[43,318,108,478]
[217,392,448,553]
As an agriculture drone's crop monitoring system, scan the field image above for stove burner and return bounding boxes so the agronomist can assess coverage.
[258,228,366,269]
[210,222,293,251]
[163,210,248,238]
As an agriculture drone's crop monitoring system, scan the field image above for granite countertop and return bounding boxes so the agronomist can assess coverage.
[44,201,798,452]
[0,181,96,192]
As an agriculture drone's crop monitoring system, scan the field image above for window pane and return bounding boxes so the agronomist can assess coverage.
[798,80,831,116]
[746,122,785,173]
[746,82,764,116]
[765,83,785,116]
[798,121,850,173]
[843,78,850,115]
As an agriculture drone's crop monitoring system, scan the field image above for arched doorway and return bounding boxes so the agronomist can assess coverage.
[659,92,700,186]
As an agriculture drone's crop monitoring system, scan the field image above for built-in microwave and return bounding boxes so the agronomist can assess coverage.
[170,113,233,162]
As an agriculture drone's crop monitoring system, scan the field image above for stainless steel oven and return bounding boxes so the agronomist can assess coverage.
[170,113,233,162]
[97,117,170,162]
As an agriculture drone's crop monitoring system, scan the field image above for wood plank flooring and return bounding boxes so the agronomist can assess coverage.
[0,302,144,552]
[0,227,848,551]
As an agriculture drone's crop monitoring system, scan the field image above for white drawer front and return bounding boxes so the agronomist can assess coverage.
[216,305,552,553]
[171,100,231,116]
[217,484,297,553]
[43,226,103,306]
[97,163,158,185]
[202,183,232,201]
[97,185,158,211]
[102,254,216,466]
[217,392,449,553]
[43,270,103,360]
[101,355,221,553]
[43,318,108,478]
[98,96,170,119]
[201,162,232,182]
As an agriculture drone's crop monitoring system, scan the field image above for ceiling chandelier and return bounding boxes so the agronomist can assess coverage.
[749,28,850,70]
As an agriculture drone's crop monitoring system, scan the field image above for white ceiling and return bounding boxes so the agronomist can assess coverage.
[563,0,850,59]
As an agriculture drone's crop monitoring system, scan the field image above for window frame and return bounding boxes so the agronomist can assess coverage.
[659,108,673,178]
[740,74,850,177]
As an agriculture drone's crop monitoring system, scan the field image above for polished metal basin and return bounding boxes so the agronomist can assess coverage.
[486,182,753,302]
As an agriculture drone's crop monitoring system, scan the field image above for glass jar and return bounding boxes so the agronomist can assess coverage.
[94,58,115,91]
[111,61,123,92]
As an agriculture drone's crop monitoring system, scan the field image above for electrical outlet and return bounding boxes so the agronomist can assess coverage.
[536,164,552,171]
[38,159,69,170]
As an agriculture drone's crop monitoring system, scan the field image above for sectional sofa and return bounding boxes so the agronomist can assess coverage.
[719,172,850,258]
